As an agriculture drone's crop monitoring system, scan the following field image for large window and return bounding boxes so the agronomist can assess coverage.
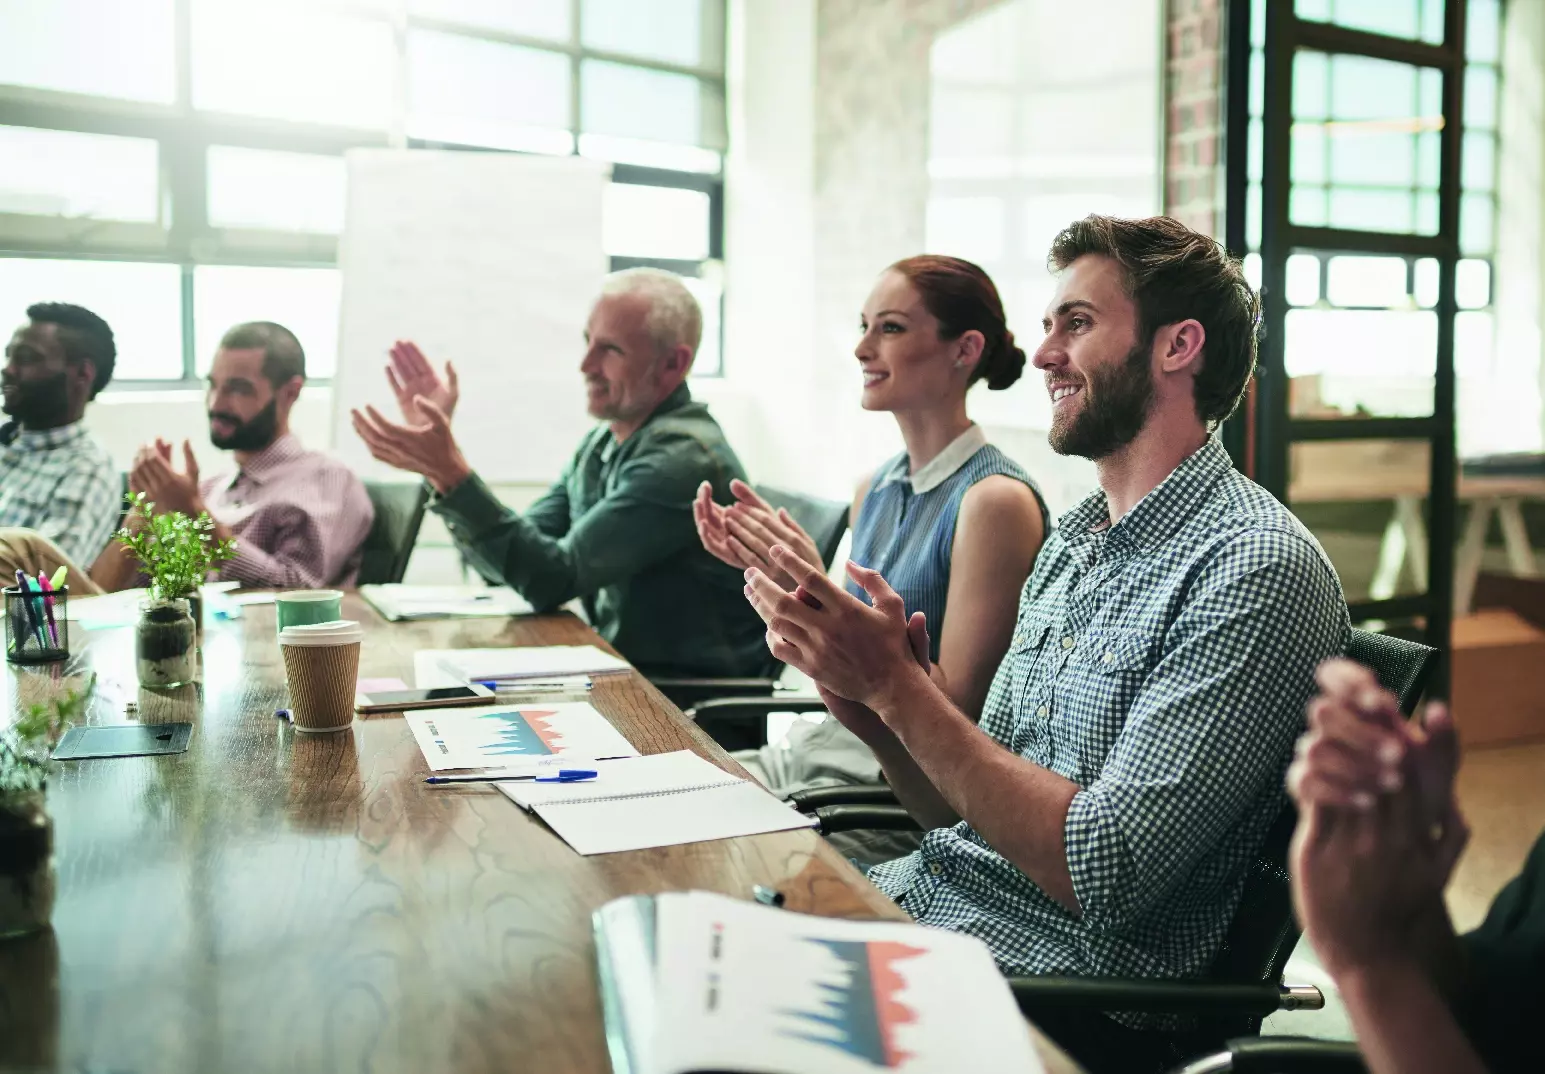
[0,0,727,383]
[1244,0,1508,454]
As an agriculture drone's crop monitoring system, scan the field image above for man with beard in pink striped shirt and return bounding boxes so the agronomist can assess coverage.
[86,321,374,592]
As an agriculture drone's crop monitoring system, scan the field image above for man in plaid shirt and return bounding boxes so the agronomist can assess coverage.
[0,303,121,572]
[742,216,1349,1072]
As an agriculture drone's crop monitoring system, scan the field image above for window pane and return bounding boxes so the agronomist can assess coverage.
[1413,258,1438,307]
[582,0,705,67]
[207,148,346,234]
[1326,255,1408,308]
[925,196,1006,264]
[193,266,341,378]
[682,274,721,376]
[1462,131,1496,193]
[407,30,573,152]
[408,0,571,40]
[1456,258,1491,309]
[192,1,396,130]
[0,0,175,103]
[1294,0,1441,44]
[1291,126,1326,184]
[0,126,160,223]
[581,60,707,146]
[1461,191,1495,256]
[0,258,183,380]
[1465,65,1499,130]
[1467,0,1501,63]
[1285,253,1321,307]
[1286,308,1435,418]
[603,183,711,260]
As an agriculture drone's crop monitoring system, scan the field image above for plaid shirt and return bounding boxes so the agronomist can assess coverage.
[200,434,374,588]
[0,420,120,565]
[870,437,1349,993]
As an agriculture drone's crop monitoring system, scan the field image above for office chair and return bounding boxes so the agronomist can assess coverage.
[1166,1037,1367,1073]
[723,628,1435,1068]
[650,485,848,747]
[357,480,430,585]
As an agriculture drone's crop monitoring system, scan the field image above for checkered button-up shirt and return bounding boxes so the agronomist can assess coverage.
[870,437,1349,989]
[0,420,120,565]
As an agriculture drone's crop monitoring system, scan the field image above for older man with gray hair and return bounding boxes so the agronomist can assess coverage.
[352,268,766,680]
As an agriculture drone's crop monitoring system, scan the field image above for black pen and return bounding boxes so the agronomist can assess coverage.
[752,884,785,908]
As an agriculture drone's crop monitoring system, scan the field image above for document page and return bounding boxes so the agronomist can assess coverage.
[498,752,818,855]
[650,892,1043,1074]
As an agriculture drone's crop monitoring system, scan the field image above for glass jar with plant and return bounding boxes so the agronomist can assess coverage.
[115,493,236,689]
[1,679,90,939]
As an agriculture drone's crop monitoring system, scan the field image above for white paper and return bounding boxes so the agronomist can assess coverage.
[650,892,1043,1074]
[360,584,533,621]
[405,702,639,771]
[498,751,818,856]
[434,645,630,682]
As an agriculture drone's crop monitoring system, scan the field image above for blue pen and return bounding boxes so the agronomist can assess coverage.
[534,768,599,783]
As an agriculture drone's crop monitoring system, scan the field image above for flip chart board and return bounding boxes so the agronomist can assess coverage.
[333,149,609,483]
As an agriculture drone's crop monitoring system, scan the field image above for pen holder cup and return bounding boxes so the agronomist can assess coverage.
[4,586,68,666]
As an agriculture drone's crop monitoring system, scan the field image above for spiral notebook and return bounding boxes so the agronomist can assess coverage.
[497,751,818,855]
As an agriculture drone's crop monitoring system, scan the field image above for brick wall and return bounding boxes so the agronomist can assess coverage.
[1165,0,1226,236]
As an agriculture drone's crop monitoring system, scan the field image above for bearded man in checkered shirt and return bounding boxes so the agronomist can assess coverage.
[742,215,1350,1073]
[0,303,121,573]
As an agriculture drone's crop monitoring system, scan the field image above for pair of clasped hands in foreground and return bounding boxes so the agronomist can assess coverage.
[692,481,940,742]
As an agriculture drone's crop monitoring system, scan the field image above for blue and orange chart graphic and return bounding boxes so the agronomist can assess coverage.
[470,708,565,755]
[778,937,927,1068]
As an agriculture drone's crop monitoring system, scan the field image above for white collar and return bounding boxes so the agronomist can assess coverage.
[907,424,988,494]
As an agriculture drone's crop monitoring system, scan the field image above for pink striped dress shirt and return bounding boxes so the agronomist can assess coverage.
[199,434,374,588]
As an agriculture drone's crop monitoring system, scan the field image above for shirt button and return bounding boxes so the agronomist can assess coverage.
[1061,636,1075,649]
[1014,633,1026,647]
[1036,705,1048,717]
[1103,651,1116,664]
[927,862,944,877]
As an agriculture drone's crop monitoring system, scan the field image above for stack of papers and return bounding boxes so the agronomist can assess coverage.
[434,645,630,683]
[498,751,818,855]
[360,584,534,621]
[594,890,1043,1073]
[405,701,640,772]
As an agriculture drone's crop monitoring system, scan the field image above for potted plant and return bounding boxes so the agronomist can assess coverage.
[115,493,235,688]
[0,679,89,939]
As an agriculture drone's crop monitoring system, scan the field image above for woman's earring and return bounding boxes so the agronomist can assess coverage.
[952,358,966,369]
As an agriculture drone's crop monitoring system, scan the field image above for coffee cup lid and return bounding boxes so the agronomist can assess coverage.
[279,619,363,647]
[275,589,345,603]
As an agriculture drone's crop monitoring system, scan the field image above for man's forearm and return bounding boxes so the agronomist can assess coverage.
[874,665,1081,912]
[866,730,959,831]
[1338,961,1489,1074]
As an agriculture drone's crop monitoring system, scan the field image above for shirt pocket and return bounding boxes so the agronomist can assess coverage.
[1065,628,1158,773]
[1005,615,1054,716]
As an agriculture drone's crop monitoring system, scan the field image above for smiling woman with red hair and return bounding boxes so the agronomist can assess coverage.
[694,255,1049,856]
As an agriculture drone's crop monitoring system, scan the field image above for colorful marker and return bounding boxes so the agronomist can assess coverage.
[34,571,59,647]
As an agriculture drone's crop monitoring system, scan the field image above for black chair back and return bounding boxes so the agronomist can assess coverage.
[755,486,850,570]
[1202,628,1439,1030]
[357,481,430,585]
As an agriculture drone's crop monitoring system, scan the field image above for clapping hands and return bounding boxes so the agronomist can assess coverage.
[693,479,826,591]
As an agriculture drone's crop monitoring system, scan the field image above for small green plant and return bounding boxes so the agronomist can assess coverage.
[0,678,92,798]
[114,492,236,601]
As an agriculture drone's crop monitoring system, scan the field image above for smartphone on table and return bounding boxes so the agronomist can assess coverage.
[354,682,496,714]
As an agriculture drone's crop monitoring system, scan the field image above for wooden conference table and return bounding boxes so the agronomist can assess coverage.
[0,594,1080,1074]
